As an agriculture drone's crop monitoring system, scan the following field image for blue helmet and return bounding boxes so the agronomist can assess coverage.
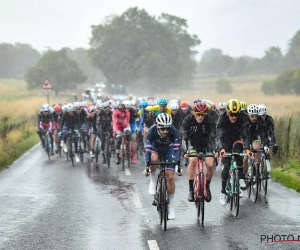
[158,98,167,105]
[139,101,148,107]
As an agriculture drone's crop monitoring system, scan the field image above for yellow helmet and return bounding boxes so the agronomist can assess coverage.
[240,101,247,111]
[226,99,240,114]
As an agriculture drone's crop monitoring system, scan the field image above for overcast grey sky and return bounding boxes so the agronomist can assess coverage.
[1,0,299,59]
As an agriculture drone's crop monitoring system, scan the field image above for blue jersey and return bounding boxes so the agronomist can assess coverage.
[144,125,181,163]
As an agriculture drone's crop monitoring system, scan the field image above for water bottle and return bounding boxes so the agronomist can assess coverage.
[266,159,271,172]
[248,165,252,177]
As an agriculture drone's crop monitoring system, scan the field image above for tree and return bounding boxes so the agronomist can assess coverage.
[285,30,300,68]
[261,79,275,95]
[89,7,200,93]
[0,43,40,78]
[215,78,232,94]
[25,49,87,95]
[260,46,284,73]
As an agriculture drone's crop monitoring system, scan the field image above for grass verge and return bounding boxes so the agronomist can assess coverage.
[271,166,300,193]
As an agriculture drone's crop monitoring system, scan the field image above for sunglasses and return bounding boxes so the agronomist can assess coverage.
[159,105,166,108]
[158,127,170,131]
[195,112,206,117]
[250,115,258,118]
[229,113,239,117]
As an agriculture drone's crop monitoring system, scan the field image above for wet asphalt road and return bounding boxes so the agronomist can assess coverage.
[0,145,300,250]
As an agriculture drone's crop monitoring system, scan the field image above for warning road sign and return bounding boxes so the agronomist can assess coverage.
[41,78,53,89]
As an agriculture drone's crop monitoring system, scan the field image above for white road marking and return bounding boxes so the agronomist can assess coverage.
[132,193,142,208]
[148,240,159,250]
[125,169,131,175]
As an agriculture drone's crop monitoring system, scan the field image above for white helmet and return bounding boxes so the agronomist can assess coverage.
[156,113,172,127]
[218,102,227,110]
[168,99,179,105]
[169,102,179,110]
[247,104,259,115]
[122,100,131,109]
[258,104,267,116]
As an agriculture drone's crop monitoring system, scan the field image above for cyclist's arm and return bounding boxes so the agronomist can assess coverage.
[146,105,159,112]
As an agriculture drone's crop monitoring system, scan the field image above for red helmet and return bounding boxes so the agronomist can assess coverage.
[193,101,208,113]
[53,104,61,112]
[180,101,189,109]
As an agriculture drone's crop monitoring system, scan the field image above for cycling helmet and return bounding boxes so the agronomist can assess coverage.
[74,102,81,109]
[113,100,119,108]
[147,99,155,106]
[218,102,227,110]
[247,104,259,115]
[158,98,168,106]
[180,101,189,110]
[102,102,110,110]
[53,104,61,112]
[193,101,208,113]
[169,102,179,110]
[140,100,148,107]
[67,103,74,112]
[88,105,97,113]
[62,104,68,112]
[226,99,240,114]
[80,101,87,108]
[193,98,201,103]
[131,100,137,106]
[168,99,179,105]
[41,104,49,112]
[156,113,172,127]
[257,104,267,116]
[122,100,131,109]
[240,101,247,111]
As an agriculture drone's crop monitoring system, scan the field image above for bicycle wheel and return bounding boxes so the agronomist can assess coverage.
[246,165,253,199]
[232,170,240,217]
[58,138,62,157]
[194,174,200,218]
[126,141,131,168]
[105,138,111,168]
[161,177,168,231]
[261,159,268,196]
[226,177,233,212]
[68,140,74,167]
[121,142,125,171]
[252,162,259,202]
[45,136,50,160]
[199,173,205,224]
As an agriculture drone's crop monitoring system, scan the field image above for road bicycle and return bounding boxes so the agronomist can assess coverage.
[103,132,112,168]
[222,151,247,217]
[146,161,171,231]
[259,151,269,196]
[65,129,79,167]
[42,130,51,160]
[120,133,131,171]
[187,151,213,224]
[94,134,101,164]
[246,149,264,202]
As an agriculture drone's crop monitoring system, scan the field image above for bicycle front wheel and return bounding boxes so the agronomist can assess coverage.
[252,163,259,202]
[199,173,205,224]
[194,175,200,218]
[121,144,125,171]
[232,170,240,217]
[161,177,168,231]
[261,159,268,196]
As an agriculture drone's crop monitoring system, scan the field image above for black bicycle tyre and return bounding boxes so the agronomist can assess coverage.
[121,141,125,171]
[45,135,50,160]
[252,162,259,202]
[227,177,233,212]
[127,141,131,168]
[232,170,240,217]
[105,137,111,168]
[246,164,253,199]
[161,177,168,231]
[194,175,200,218]
[261,159,268,196]
[199,173,205,224]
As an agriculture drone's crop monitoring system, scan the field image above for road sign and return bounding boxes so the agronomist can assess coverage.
[41,78,53,89]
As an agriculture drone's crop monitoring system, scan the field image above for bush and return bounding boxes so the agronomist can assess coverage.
[215,78,232,94]
[261,79,275,95]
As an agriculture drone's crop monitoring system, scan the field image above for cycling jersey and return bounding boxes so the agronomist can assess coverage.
[145,125,181,168]
[243,116,269,147]
[146,105,171,116]
[182,113,216,152]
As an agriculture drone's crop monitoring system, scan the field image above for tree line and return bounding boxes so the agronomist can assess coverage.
[1,7,300,95]
[197,30,300,76]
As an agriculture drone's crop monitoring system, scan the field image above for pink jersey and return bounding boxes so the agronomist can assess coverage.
[113,109,130,131]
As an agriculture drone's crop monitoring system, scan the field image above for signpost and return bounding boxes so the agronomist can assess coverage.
[41,78,53,104]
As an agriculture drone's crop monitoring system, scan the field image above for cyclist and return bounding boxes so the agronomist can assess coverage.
[123,100,138,164]
[242,104,270,178]
[143,113,181,220]
[138,101,155,145]
[60,103,80,154]
[258,104,278,173]
[74,102,88,152]
[37,104,54,155]
[52,104,62,154]
[216,99,250,205]
[182,101,216,203]
[113,102,131,165]
[180,100,192,119]
[86,105,98,158]
[217,102,227,114]
[97,102,113,164]
[146,98,171,116]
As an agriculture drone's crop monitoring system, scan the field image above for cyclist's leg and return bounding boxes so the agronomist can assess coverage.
[220,156,231,205]
[130,121,137,164]
[115,130,122,164]
[187,156,197,201]
[148,151,158,195]
[89,129,96,157]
